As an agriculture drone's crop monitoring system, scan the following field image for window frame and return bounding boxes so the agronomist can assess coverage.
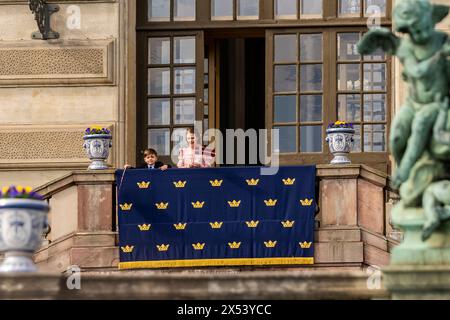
[137,1,393,171]
[266,27,391,170]
[137,30,205,165]
[138,0,392,27]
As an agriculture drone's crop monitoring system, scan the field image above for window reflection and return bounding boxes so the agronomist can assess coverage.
[148,0,170,21]
[237,0,259,19]
[338,94,361,122]
[275,126,297,153]
[212,0,233,20]
[364,124,386,152]
[274,34,298,63]
[338,64,360,91]
[275,0,297,19]
[149,99,171,125]
[274,95,297,123]
[338,33,361,61]
[300,64,322,92]
[148,68,171,95]
[174,0,196,21]
[174,37,196,64]
[364,94,386,121]
[174,98,195,124]
[301,126,322,153]
[300,95,322,122]
[275,65,297,93]
[174,67,196,94]
[339,0,361,16]
[300,34,322,62]
[364,0,386,17]
[300,0,322,16]
[364,63,386,91]
[149,129,170,156]
[148,38,170,65]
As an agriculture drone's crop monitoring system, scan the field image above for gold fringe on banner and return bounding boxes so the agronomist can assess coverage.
[118,257,314,270]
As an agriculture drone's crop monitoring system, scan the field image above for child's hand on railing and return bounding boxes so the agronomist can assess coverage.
[160,165,169,171]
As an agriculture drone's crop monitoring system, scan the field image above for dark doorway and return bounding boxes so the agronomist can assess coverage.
[217,37,266,166]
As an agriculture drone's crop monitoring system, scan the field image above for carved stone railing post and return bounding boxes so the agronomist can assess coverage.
[28,0,60,40]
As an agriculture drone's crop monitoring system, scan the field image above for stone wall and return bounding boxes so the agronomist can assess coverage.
[0,0,135,187]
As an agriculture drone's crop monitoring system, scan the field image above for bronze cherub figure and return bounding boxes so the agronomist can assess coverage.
[358,0,450,240]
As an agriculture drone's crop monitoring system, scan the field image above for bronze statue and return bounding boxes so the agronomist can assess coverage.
[358,0,450,241]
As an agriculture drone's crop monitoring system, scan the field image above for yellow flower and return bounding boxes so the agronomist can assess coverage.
[16,186,24,193]
[25,186,33,193]
[1,186,9,194]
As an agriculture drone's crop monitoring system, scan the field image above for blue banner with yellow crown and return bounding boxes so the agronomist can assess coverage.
[116,166,316,269]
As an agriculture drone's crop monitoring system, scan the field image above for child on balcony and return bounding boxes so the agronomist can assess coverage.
[124,148,170,170]
[177,128,215,168]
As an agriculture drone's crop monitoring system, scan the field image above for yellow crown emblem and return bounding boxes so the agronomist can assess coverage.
[282,178,296,186]
[138,224,151,231]
[155,202,169,210]
[210,221,223,229]
[210,179,223,187]
[137,181,150,189]
[264,240,277,248]
[119,203,132,211]
[246,178,260,186]
[192,243,205,250]
[173,181,187,188]
[264,199,277,207]
[245,220,259,228]
[228,200,241,208]
[174,223,187,230]
[300,199,313,206]
[121,245,134,253]
[191,201,205,209]
[156,244,170,252]
[299,241,312,249]
[281,220,295,228]
[228,242,242,249]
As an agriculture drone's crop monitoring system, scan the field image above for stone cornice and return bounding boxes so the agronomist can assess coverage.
[317,164,389,188]
[34,169,116,198]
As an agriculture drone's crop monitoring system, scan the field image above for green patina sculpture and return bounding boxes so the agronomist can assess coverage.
[358,0,450,243]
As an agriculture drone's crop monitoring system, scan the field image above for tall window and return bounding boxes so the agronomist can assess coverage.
[337,32,387,152]
[272,33,324,153]
[147,35,199,158]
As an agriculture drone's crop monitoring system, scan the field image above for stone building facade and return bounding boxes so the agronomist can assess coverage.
[0,0,448,276]
[0,0,448,189]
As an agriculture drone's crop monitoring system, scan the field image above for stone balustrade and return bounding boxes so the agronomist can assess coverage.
[31,165,399,273]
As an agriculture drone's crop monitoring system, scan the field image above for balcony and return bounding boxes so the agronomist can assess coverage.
[32,164,399,273]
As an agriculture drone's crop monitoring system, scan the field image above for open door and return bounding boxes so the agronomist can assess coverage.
[207,35,266,166]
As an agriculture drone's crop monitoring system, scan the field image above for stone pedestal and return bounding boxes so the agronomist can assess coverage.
[383,265,450,299]
[390,202,450,265]
[383,201,450,299]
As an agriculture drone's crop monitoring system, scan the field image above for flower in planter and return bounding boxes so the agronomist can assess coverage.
[0,185,43,201]
[85,126,111,135]
[327,121,354,129]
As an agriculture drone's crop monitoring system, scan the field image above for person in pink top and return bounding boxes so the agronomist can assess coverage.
[177,128,214,168]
